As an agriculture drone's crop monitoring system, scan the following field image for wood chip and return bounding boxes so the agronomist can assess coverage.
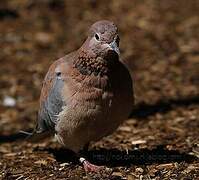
[112,172,123,177]
[119,126,132,132]
[34,160,47,165]
[131,140,146,145]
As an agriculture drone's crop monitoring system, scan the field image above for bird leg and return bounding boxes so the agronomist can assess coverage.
[78,143,103,172]
[79,157,103,173]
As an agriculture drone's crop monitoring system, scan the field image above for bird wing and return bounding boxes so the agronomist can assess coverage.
[36,59,66,133]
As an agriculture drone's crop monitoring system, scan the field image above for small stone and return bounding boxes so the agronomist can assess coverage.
[3,96,16,107]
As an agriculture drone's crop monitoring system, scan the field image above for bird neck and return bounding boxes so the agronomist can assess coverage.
[74,48,109,76]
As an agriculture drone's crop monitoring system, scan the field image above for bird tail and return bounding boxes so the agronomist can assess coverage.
[19,130,34,137]
[19,127,52,142]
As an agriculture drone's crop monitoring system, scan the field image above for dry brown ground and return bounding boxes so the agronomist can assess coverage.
[0,0,198,179]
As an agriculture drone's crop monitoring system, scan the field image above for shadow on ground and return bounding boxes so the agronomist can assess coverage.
[46,145,197,167]
[130,95,199,119]
[0,129,33,143]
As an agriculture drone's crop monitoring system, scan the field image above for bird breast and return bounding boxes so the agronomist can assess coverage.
[55,63,133,152]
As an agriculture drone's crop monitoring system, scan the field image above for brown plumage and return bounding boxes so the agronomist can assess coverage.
[36,20,134,172]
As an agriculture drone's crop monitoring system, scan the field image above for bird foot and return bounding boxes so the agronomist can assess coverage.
[79,157,102,173]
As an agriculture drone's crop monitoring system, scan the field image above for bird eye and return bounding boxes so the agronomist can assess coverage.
[116,36,120,46]
[95,33,100,41]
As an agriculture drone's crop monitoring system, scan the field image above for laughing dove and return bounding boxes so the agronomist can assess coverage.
[36,20,134,171]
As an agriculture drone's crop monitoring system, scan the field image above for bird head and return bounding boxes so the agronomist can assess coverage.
[82,20,120,60]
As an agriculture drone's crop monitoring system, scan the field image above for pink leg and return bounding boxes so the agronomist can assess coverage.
[79,157,103,173]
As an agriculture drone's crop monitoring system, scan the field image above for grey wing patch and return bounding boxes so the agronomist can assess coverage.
[37,72,64,133]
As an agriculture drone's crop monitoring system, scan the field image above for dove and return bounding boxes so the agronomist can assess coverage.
[35,20,134,172]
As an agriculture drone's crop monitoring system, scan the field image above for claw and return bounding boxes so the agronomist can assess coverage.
[79,157,103,173]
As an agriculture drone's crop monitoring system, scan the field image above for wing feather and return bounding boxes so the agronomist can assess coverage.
[37,59,65,133]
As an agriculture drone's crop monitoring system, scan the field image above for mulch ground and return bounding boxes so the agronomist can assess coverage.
[0,0,198,179]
